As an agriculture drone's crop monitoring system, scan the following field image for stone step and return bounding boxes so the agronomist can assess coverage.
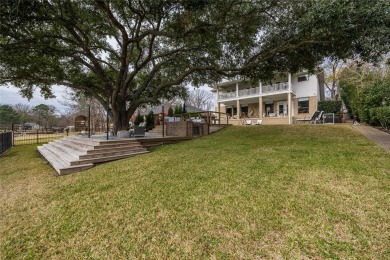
[54,138,147,159]
[70,150,149,166]
[94,142,143,149]
[79,147,147,159]
[148,125,166,134]
[38,146,69,169]
[49,141,85,158]
[54,138,94,152]
[95,139,141,145]
[66,136,102,145]
[43,143,79,163]
[38,146,93,175]
[86,145,144,154]
[64,137,142,149]
[38,135,189,175]
[59,137,142,151]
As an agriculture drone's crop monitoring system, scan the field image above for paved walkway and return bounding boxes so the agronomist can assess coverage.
[354,125,390,152]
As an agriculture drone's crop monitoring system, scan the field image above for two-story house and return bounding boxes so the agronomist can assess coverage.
[211,72,325,125]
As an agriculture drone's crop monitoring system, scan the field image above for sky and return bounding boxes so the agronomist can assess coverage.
[0,85,69,113]
[0,84,214,115]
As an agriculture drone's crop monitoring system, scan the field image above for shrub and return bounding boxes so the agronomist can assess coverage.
[134,113,144,126]
[318,100,342,113]
[168,107,174,117]
[368,108,380,125]
[174,104,182,115]
[376,106,390,129]
[146,111,154,131]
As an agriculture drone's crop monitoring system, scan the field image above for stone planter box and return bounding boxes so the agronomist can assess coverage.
[117,130,130,138]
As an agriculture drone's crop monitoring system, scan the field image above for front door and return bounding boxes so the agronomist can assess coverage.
[265,103,273,116]
[277,101,288,116]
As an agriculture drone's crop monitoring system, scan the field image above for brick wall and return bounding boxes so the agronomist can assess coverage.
[166,121,193,137]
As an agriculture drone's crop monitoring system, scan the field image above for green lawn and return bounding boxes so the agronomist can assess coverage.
[1,125,389,259]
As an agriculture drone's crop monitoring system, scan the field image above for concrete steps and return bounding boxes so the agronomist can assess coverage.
[37,136,149,175]
[148,125,165,136]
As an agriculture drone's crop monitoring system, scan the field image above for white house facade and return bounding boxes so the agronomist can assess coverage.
[211,72,325,125]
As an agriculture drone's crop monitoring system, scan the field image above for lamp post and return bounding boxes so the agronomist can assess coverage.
[162,105,165,138]
[183,101,186,119]
[88,102,91,138]
[106,97,109,140]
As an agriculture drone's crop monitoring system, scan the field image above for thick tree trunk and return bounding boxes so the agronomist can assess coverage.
[111,101,130,135]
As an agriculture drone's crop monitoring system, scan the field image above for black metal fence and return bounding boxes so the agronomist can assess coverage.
[0,132,13,156]
[13,131,71,146]
[0,123,72,146]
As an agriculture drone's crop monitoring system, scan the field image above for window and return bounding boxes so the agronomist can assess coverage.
[298,97,309,113]
[298,75,308,82]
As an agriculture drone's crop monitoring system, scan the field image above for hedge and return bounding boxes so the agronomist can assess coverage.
[376,106,390,129]
[318,100,342,113]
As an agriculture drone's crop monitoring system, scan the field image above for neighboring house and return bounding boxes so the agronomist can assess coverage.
[23,122,40,130]
[74,115,87,131]
[211,72,325,125]
[135,103,204,126]
[139,103,203,116]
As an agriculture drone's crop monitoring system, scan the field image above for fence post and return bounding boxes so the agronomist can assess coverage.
[37,130,39,144]
[11,123,15,146]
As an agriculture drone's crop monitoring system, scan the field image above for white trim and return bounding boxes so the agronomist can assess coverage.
[288,93,292,124]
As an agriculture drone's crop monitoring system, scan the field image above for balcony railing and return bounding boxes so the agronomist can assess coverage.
[238,87,261,97]
[218,92,237,100]
[218,82,289,100]
[262,82,288,93]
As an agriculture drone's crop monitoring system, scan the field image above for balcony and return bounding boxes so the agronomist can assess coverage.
[218,92,237,100]
[238,87,261,97]
[218,82,289,100]
[262,82,288,93]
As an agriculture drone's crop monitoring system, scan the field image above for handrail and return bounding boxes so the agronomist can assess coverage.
[172,110,230,126]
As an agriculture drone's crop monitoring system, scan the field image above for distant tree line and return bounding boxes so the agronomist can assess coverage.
[0,103,60,128]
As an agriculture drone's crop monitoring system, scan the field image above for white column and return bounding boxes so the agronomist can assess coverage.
[259,80,262,94]
[236,83,239,97]
[288,73,292,124]
[259,97,263,119]
[288,93,292,124]
[216,86,219,101]
[237,99,240,118]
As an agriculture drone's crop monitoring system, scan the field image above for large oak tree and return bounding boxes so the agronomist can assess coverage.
[1,0,389,133]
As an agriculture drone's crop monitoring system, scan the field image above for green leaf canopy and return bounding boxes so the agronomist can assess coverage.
[1,0,389,132]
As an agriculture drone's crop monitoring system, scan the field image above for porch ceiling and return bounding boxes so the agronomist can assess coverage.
[220,93,294,106]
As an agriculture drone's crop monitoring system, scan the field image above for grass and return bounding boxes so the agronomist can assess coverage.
[1,125,389,259]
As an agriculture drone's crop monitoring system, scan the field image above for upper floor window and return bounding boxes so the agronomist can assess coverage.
[298,75,309,82]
